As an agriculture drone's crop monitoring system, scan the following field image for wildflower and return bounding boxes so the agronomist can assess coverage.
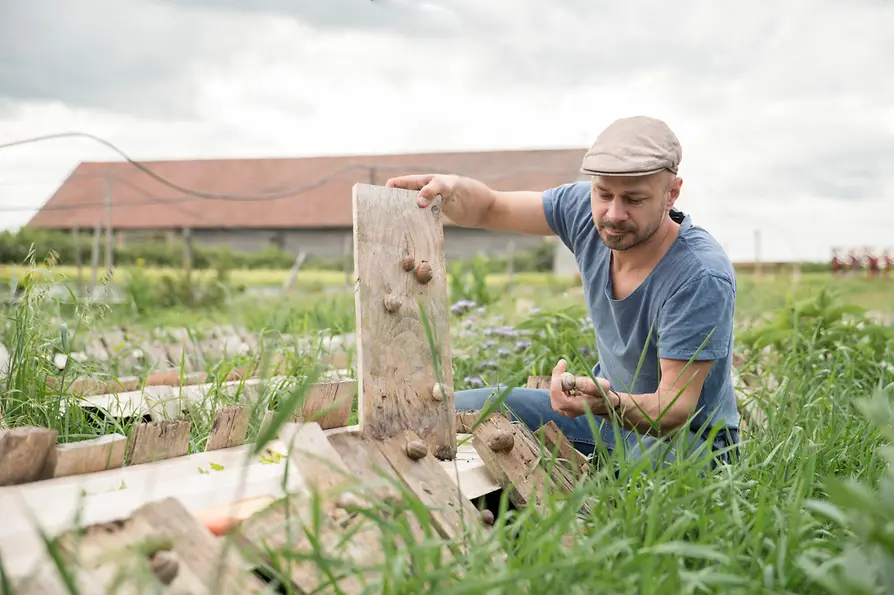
[497,347,511,358]
[515,340,532,351]
[464,375,485,387]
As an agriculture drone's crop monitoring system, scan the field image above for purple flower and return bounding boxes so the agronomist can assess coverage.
[497,347,511,358]
[480,359,499,369]
[464,375,485,387]
[515,340,532,351]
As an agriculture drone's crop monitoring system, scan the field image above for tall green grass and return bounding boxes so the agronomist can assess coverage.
[2,262,894,593]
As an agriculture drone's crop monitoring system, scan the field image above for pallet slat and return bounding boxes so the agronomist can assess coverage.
[352,183,456,459]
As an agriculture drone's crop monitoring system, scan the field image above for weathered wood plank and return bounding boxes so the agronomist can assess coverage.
[235,423,387,594]
[205,405,250,451]
[0,427,58,486]
[471,412,552,513]
[533,420,591,478]
[302,378,356,429]
[0,439,307,578]
[43,433,127,479]
[125,418,191,465]
[352,183,455,459]
[329,430,452,565]
[376,430,482,547]
[526,375,551,390]
[54,497,269,593]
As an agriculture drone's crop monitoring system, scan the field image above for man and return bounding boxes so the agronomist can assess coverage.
[386,116,740,467]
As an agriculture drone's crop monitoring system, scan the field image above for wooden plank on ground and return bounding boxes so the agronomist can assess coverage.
[329,430,455,567]
[302,378,356,429]
[205,405,250,451]
[0,438,307,578]
[471,412,552,513]
[42,433,127,479]
[376,429,482,547]
[235,423,387,594]
[526,375,551,390]
[54,497,269,593]
[533,420,591,478]
[0,427,58,486]
[352,183,455,459]
[125,418,191,465]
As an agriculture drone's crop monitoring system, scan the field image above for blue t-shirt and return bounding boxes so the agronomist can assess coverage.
[542,181,740,434]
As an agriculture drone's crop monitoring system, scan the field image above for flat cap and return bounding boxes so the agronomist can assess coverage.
[580,116,682,176]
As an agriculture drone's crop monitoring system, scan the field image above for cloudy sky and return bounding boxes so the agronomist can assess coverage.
[1,0,892,262]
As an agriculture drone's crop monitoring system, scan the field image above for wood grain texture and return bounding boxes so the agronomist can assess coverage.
[54,497,268,594]
[329,430,452,565]
[302,378,356,429]
[534,420,591,478]
[125,418,191,465]
[376,430,481,547]
[44,433,127,478]
[205,405,250,451]
[471,412,552,513]
[236,424,387,594]
[526,375,552,390]
[352,183,455,459]
[0,427,58,486]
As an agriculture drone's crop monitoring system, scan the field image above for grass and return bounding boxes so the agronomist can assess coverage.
[2,259,894,593]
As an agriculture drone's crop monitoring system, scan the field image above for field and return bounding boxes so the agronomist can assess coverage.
[1,249,894,594]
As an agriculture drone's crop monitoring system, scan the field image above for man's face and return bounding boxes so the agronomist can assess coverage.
[590,171,681,251]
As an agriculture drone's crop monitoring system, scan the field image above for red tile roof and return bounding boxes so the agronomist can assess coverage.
[26,148,587,230]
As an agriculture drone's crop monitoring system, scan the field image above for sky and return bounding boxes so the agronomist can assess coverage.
[1,0,893,262]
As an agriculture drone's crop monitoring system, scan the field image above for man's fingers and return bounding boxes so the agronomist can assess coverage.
[573,375,612,397]
[385,174,433,191]
[384,174,446,208]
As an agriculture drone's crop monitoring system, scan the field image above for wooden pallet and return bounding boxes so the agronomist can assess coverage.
[0,184,590,592]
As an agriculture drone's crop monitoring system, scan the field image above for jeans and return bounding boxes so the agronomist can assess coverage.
[455,385,739,468]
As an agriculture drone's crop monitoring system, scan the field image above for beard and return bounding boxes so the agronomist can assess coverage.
[596,216,661,251]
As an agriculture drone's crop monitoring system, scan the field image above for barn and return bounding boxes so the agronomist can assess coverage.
[26,147,588,262]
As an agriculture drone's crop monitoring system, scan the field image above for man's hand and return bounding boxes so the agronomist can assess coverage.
[385,173,460,209]
[549,359,617,418]
[385,173,494,228]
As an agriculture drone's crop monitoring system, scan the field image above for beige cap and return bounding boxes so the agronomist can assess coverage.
[580,116,682,176]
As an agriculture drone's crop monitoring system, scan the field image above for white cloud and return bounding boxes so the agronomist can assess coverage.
[1,0,892,262]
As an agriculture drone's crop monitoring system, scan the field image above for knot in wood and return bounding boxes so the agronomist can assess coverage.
[148,550,179,585]
[414,261,433,284]
[487,430,514,452]
[480,509,495,525]
[406,440,428,460]
[383,295,402,312]
[401,255,416,271]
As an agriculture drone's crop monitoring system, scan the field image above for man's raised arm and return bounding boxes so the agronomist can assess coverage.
[385,173,555,236]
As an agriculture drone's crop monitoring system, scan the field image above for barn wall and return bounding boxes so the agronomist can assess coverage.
[116,227,549,260]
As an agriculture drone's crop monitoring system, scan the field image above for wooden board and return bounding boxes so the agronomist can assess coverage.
[302,378,356,429]
[43,433,127,478]
[470,412,552,513]
[125,418,191,465]
[526,375,551,390]
[534,420,591,478]
[376,430,482,547]
[0,426,58,486]
[352,183,455,459]
[205,405,250,451]
[54,497,269,593]
[235,423,387,594]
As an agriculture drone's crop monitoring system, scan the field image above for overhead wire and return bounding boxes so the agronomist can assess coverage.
[0,131,585,207]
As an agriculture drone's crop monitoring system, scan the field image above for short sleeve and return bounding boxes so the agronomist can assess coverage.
[541,182,593,254]
[657,273,735,361]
